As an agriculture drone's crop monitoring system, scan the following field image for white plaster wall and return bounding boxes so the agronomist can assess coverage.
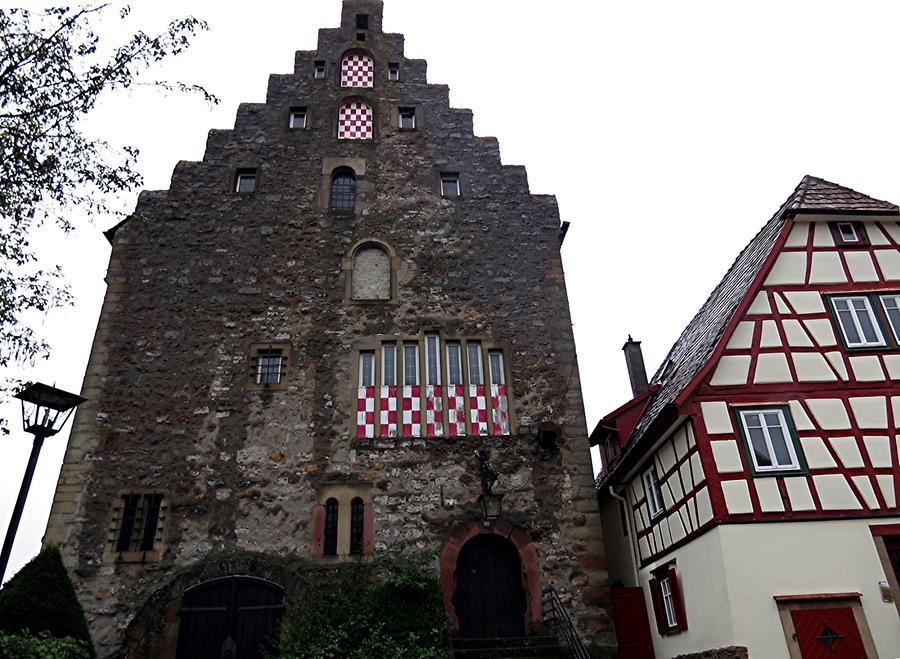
[717,519,900,659]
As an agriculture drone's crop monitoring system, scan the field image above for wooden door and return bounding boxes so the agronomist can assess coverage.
[610,586,655,659]
[176,575,285,659]
[790,607,868,659]
[452,535,526,639]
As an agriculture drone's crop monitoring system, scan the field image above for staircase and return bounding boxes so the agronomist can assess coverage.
[451,636,565,659]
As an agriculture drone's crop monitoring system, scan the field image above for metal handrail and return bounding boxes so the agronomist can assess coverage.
[542,587,592,659]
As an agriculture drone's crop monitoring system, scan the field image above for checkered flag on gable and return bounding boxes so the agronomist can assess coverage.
[338,101,373,140]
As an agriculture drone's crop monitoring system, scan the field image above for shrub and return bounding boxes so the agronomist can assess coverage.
[0,630,90,659]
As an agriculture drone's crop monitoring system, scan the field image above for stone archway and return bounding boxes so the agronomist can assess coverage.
[439,519,542,635]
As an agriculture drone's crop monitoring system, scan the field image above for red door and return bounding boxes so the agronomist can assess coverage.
[610,586,655,659]
[790,607,868,659]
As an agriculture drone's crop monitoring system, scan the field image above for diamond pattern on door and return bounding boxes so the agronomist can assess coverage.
[790,606,868,658]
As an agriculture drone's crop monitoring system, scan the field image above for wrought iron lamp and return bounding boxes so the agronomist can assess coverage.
[0,383,86,582]
[476,450,504,521]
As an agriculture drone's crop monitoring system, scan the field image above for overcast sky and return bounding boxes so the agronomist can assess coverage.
[3,0,900,582]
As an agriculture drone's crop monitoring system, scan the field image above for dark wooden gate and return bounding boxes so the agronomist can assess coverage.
[175,575,285,659]
[790,607,867,659]
[452,534,526,639]
[610,586,655,659]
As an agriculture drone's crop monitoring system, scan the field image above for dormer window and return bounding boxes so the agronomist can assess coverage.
[829,220,869,247]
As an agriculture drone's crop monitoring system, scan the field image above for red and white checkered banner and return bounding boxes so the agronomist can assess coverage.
[338,101,373,140]
[356,386,375,438]
[469,384,488,436]
[447,384,466,437]
[402,385,421,437]
[425,385,443,437]
[379,385,397,438]
[490,384,510,436]
[341,53,374,88]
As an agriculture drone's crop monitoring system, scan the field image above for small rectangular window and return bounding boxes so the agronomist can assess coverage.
[881,295,900,342]
[643,466,665,519]
[403,343,419,386]
[426,335,441,385]
[256,349,284,385]
[829,220,869,247]
[488,350,505,385]
[660,577,678,628]
[359,352,375,387]
[737,408,803,473]
[446,343,462,385]
[382,344,396,386]
[388,63,400,80]
[289,107,307,129]
[235,169,257,193]
[399,107,416,130]
[831,296,886,348]
[467,343,483,385]
[356,14,369,29]
[356,32,366,41]
[314,60,326,78]
[838,222,859,243]
[441,173,460,198]
[115,493,163,554]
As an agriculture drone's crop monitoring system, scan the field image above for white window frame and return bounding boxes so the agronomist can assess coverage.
[388,63,400,80]
[235,171,256,193]
[880,294,900,342]
[381,344,396,386]
[441,174,460,197]
[399,108,416,130]
[289,109,307,129]
[467,343,483,385]
[425,335,441,386]
[643,466,665,519]
[836,222,860,244]
[488,350,505,385]
[446,343,463,385]
[660,577,678,628]
[403,343,419,386]
[737,408,801,472]
[831,295,886,348]
[359,352,375,387]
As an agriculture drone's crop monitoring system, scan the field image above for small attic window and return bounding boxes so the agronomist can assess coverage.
[441,173,460,198]
[314,60,326,78]
[829,221,869,247]
[289,107,307,129]
[235,169,257,194]
[356,14,369,29]
[388,63,400,80]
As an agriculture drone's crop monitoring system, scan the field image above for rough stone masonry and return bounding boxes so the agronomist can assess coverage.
[43,1,613,656]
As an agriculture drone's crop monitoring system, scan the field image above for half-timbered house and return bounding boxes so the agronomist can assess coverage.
[595,176,900,658]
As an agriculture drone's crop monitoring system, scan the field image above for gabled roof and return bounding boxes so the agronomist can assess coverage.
[597,175,900,487]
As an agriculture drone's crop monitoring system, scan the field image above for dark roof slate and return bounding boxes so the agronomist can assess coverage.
[600,176,899,487]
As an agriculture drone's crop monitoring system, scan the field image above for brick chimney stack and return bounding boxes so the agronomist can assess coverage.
[623,335,649,396]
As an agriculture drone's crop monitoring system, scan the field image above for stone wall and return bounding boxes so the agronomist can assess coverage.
[43,1,612,656]
[673,648,750,659]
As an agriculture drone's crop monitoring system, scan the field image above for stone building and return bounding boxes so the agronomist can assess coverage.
[43,1,611,656]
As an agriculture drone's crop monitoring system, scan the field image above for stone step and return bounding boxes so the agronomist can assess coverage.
[451,636,564,659]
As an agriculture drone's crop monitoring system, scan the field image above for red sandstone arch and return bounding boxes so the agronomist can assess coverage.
[439,519,542,633]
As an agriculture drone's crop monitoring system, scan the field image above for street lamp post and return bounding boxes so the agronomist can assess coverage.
[0,383,86,583]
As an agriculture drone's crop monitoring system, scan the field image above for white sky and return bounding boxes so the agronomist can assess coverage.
[3,0,900,582]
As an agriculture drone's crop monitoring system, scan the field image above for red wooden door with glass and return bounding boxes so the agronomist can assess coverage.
[790,607,867,659]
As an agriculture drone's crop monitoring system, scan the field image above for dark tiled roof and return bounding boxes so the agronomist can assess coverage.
[598,176,899,487]
[790,176,899,214]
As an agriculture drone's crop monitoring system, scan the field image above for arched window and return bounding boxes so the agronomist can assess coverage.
[341,53,374,88]
[338,101,373,140]
[330,168,356,210]
[324,498,339,556]
[350,497,365,554]
[352,243,391,300]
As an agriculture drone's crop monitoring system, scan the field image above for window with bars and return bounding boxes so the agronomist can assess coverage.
[248,343,290,391]
[827,293,900,351]
[324,498,339,556]
[330,168,356,210]
[350,497,365,554]
[735,407,805,475]
[105,492,166,562]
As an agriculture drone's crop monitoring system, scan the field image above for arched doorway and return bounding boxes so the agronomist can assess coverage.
[175,575,285,659]
[452,534,527,638]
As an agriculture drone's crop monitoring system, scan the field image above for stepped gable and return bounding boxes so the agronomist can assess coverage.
[604,175,900,479]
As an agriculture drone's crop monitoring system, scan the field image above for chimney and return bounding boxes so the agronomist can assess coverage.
[623,335,649,396]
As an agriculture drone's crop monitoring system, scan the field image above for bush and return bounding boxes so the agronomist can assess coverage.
[0,545,94,657]
[275,552,449,659]
[0,631,90,659]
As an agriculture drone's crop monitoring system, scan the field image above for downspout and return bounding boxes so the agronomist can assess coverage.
[609,486,641,587]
